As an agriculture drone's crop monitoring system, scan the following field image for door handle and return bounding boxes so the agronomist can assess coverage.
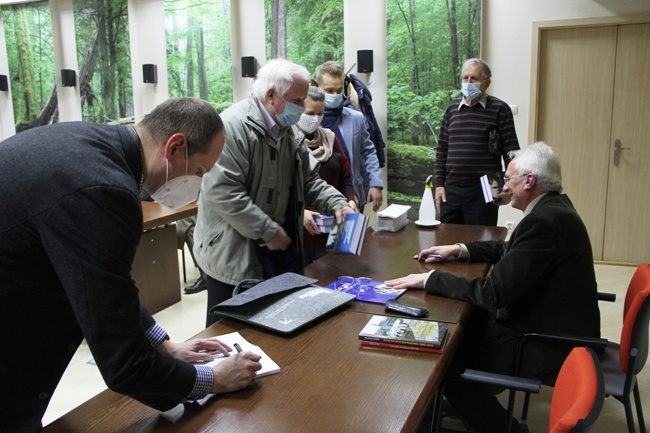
[613,139,631,167]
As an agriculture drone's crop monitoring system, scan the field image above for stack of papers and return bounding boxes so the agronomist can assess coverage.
[374,204,411,232]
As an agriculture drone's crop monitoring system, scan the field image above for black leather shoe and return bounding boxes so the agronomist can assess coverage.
[184,277,207,294]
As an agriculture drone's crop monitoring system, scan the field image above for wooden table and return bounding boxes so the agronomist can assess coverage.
[43,223,507,433]
[305,222,507,324]
[132,202,197,314]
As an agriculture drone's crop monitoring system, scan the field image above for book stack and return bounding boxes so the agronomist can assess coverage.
[358,315,448,354]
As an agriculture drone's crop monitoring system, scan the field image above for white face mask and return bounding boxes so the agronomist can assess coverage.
[297,113,323,134]
[150,147,202,210]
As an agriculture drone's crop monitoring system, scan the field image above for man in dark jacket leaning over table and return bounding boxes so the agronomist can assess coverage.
[387,141,600,433]
[0,98,262,433]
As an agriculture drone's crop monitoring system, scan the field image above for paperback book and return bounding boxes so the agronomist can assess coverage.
[360,340,443,354]
[480,172,505,204]
[325,277,406,304]
[326,212,369,255]
[358,315,448,350]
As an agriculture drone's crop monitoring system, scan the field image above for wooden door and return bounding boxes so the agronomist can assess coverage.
[603,23,650,262]
[535,23,650,264]
[536,26,617,261]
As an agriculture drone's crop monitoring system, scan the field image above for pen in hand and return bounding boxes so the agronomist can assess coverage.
[234,343,243,353]
[417,253,442,261]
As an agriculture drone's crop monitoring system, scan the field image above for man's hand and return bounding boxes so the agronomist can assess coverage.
[347,199,358,212]
[334,205,356,224]
[303,209,321,236]
[493,191,512,206]
[385,273,429,290]
[266,227,292,250]
[413,244,461,262]
[366,187,383,212]
[435,187,446,213]
[158,338,232,363]
[211,352,262,394]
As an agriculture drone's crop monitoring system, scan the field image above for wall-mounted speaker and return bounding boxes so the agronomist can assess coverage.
[0,74,8,91]
[143,64,158,83]
[357,50,374,73]
[61,69,76,87]
[241,56,257,78]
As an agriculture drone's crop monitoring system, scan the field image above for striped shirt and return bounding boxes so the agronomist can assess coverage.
[434,94,519,187]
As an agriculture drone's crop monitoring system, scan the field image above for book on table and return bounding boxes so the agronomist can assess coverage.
[325,212,369,255]
[360,340,444,354]
[325,277,406,304]
[358,315,448,351]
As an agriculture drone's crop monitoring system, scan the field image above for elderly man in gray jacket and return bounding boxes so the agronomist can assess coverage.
[195,59,354,326]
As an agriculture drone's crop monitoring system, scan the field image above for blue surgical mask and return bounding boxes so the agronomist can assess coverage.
[324,92,343,109]
[275,93,305,127]
[461,82,482,100]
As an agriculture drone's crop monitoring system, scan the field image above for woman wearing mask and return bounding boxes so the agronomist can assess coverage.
[298,83,357,265]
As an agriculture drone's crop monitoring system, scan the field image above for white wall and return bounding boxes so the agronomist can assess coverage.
[50,0,81,122]
[482,0,650,228]
[230,0,266,103]
[128,0,168,121]
[344,0,387,220]
[0,12,14,138]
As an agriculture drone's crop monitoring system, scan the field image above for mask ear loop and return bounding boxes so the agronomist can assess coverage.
[184,141,189,178]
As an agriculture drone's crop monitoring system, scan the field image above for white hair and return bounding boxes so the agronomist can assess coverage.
[508,141,563,193]
[252,58,311,101]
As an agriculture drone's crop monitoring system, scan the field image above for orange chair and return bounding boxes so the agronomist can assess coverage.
[599,263,650,433]
[460,346,604,433]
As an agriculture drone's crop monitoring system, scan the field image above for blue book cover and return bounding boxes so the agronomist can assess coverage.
[325,212,368,255]
[325,277,406,304]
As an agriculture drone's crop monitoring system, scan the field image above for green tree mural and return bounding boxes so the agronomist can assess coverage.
[2,0,480,200]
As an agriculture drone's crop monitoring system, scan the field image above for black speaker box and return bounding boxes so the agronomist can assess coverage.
[0,75,8,91]
[357,50,374,73]
[241,56,257,78]
[61,69,76,87]
[143,64,158,83]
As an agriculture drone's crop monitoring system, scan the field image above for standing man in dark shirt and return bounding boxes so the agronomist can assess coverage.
[0,98,261,433]
[435,58,520,225]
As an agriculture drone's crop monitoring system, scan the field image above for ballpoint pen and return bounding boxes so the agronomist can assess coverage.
[234,343,243,353]
[417,253,442,260]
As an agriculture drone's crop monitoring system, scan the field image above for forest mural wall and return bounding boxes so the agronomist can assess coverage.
[2,0,479,214]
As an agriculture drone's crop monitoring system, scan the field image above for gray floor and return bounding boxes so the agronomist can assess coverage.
[42,255,648,432]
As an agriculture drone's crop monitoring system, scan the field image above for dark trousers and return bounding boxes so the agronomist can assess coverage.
[440,308,520,433]
[439,183,498,226]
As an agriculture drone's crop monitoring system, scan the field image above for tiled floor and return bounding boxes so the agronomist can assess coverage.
[42,255,648,432]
